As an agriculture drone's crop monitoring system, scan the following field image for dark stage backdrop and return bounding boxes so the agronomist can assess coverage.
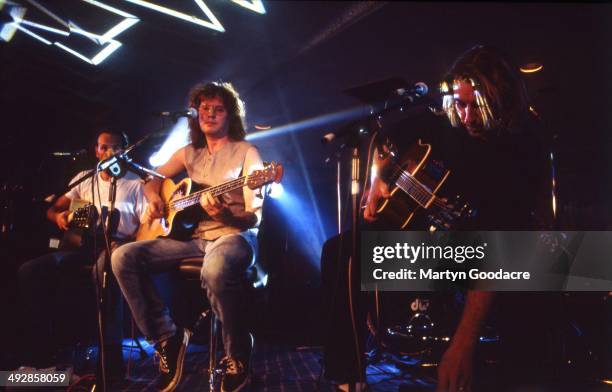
[1,2,611,357]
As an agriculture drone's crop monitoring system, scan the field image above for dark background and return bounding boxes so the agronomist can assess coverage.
[1,1,611,366]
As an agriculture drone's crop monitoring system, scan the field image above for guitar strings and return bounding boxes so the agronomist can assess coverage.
[168,175,249,211]
[394,166,434,205]
[389,162,448,209]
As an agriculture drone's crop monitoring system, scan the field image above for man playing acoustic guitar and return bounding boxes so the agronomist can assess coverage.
[364,46,553,391]
[111,81,264,392]
[17,130,145,380]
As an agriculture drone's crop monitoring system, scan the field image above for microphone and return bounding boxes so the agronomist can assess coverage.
[321,82,430,144]
[157,108,198,119]
[50,149,88,157]
[395,82,429,101]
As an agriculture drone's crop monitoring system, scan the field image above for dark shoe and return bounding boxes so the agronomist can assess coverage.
[155,328,192,392]
[221,334,254,392]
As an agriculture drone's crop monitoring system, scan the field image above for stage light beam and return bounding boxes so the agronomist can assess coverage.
[266,183,284,199]
[149,119,190,167]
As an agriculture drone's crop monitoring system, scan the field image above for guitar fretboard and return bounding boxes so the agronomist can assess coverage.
[390,164,434,208]
[169,176,248,211]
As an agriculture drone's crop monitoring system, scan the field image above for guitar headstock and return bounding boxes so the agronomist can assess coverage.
[427,195,477,231]
[246,162,283,190]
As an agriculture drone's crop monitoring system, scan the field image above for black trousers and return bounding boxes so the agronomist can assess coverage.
[320,231,584,388]
[17,245,123,367]
[321,231,367,384]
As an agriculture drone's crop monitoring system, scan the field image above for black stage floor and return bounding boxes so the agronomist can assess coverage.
[60,338,609,392]
[65,338,425,391]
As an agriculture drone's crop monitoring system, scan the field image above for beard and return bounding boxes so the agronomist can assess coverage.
[465,124,486,139]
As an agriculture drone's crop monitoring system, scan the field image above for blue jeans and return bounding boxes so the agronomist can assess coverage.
[111,233,255,360]
[18,244,124,366]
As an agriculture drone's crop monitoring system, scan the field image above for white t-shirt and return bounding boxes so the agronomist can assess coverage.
[65,170,145,239]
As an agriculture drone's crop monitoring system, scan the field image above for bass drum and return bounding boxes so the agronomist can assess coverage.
[373,291,499,361]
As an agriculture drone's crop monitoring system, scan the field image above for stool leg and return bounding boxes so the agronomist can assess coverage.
[209,314,218,392]
[133,334,147,359]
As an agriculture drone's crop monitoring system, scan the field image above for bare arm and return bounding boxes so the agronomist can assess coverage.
[437,290,495,392]
[200,146,263,229]
[236,146,264,228]
[47,195,72,230]
[452,291,494,347]
[363,147,392,222]
[143,147,187,222]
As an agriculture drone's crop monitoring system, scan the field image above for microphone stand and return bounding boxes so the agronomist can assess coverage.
[92,136,165,392]
[326,129,367,389]
[323,92,434,390]
[47,131,165,392]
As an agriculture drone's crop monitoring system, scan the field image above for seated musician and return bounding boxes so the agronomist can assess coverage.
[111,81,263,392]
[17,130,145,380]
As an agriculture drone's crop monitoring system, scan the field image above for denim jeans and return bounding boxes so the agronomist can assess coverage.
[111,232,255,360]
[18,244,124,366]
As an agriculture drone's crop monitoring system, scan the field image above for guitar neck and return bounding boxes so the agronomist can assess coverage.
[171,175,248,210]
[390,162,435,207]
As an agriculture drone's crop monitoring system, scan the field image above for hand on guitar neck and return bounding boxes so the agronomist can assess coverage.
[362,140,475,230]
[363,177,390,222]
[136,162,283,242]
[364,143,394,222]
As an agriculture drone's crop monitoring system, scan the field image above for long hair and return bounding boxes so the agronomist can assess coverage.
[187,81,246,148]
[440,45,531,135]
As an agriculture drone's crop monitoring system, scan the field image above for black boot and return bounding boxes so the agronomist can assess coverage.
[155,328,192,392]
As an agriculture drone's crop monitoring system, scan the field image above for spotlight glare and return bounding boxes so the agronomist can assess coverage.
[9,4,26,22]
[149,119,190,167]
[124,0,225,32]
[267,182,284,199]
[246,105,368,141]
[0,22,18,42]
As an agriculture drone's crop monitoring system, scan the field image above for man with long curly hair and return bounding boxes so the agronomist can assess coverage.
[112,82,263,392]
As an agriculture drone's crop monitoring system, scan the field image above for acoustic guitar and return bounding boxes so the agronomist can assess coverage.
[136,162,283,241]
[374,140,475,230]
[49,202,98,250]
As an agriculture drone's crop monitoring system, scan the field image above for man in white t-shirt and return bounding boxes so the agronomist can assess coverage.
[17,130,145,380]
